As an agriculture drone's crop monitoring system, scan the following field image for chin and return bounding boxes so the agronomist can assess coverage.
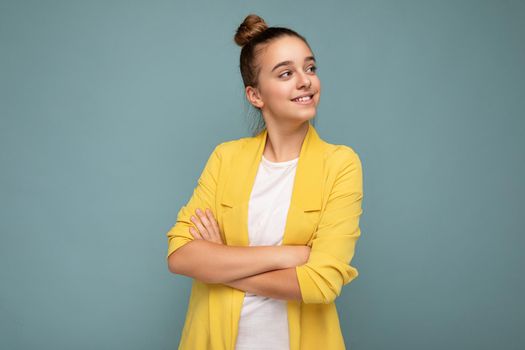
[287,111,317,123]
[293,107,317,119]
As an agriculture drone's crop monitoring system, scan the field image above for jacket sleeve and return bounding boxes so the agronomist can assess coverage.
[295,148,364,304]
[165,144,222,260]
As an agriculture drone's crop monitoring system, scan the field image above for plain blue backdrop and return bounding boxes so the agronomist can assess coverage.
[1,0,524,349]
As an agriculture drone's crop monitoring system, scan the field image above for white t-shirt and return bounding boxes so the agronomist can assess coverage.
[234,154,299,350]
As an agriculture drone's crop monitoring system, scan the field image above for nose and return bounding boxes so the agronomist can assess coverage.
[297,71,312,89]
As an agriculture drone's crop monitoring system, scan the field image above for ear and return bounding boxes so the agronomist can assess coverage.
[245,86,264,109]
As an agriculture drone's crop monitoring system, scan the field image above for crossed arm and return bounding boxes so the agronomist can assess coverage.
[221,267,302,301]
[167,238,305,302]
[166,144,363,304]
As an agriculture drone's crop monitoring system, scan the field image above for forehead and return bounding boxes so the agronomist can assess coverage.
[259,36,313,71]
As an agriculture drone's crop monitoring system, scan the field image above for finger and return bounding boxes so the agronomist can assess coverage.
[190,214,210,240]
[201,208,219,242]
[195,208,214,240]
[205,208,223,244]
[189,226,203,239]
[205,208,220,234]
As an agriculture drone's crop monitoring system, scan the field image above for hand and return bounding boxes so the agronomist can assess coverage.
[290,245,311,266]
[280,245,311,268]
[189,208,224,245]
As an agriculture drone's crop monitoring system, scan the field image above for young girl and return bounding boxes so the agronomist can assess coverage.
[166,14,364,350]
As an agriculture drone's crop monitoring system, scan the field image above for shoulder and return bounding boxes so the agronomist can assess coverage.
[323,142,362,171]
[210,137,249,160]
[322,143,363,194]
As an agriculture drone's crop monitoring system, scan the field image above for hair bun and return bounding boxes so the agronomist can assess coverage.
[234,14,269,47]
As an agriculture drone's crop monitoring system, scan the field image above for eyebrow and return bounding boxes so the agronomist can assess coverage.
[271,56,316,72]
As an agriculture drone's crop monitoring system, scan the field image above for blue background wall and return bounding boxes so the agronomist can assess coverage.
[1,0,524,349]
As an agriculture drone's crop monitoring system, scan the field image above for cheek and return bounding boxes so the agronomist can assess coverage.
[267,85,292,105]
[313,76,321,90]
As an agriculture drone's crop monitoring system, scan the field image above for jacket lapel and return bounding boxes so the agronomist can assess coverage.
[220,121,325,247]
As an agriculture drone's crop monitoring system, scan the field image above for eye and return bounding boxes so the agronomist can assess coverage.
[279,71,291,78]
[307,65,317,73]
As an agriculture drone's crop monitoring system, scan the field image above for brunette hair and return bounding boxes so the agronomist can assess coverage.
[233,14,316,136]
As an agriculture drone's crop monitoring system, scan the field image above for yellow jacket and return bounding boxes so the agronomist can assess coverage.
[166,121,363,349]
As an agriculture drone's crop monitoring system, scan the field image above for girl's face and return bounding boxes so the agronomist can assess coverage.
[246,35,321,125]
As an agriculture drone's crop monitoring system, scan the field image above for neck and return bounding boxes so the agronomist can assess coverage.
[262,120,310,162]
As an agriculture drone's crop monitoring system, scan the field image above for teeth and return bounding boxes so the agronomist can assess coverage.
[293,95,312,102]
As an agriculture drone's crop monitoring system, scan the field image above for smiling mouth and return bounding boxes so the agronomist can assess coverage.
[291,94,314,102]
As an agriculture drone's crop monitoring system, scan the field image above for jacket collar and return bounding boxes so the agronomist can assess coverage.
[221,121,325,212]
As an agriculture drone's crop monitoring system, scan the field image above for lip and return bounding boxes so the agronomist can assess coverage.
[291,92,315,105]
[291,92,315,100]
